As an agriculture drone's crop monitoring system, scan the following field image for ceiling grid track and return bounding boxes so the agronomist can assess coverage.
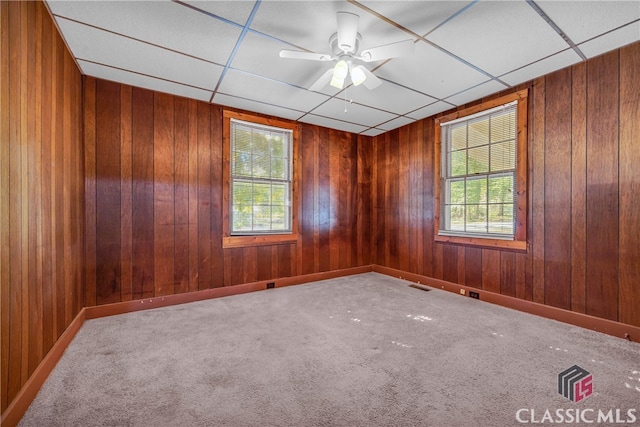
[526,0,588,61]
[208,0,262,103]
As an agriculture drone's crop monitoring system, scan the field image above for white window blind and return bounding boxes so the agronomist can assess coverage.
[230,119,293,235]
[440,101,518,239]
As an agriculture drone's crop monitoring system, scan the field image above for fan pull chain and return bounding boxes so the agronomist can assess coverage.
[343,86,353,114]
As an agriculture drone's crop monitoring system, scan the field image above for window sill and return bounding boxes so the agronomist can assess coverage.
[434,233,527,252]
[223,233,299,249]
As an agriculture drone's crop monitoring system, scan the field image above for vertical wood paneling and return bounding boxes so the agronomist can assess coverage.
[570,62,587,314]
[301,125,316,275]
[196,101,212,289]
[153,93,175,297]
[544,68,572,310]
[131,87,154,300]
[618,43,640,327]
[120,85,133,302]
[95,79,121,305]
[84,77,96,307]
[371,43,640,329]
[585,51,619,321]
[2,0,83,412]
[187,100,199,293]
[0,0,10,411]
[531,77,545,305]
[88,88,368,306]
[209,106,224,288]
[317,127,331,272]
[481,249,500,294]
[174,97,190,295]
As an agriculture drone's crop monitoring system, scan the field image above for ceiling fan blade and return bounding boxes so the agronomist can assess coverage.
[309,69,334,92]
[354,65,382,90]
[279,49,333,61]
[336,11,359,53]
[359,39,415,62]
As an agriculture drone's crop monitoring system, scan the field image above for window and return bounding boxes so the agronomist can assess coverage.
[434,89,528,250]
[223,111,299,248]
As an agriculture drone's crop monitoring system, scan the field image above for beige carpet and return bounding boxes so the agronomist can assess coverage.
[19,273,640,426]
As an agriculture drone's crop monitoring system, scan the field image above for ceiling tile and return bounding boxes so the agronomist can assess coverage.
[250,1,412,59]
[406,101,454,121]
[182,1,257,27]
[444,79,508,106]
[346,80,436,115]
[56,17,223,91]
[298,114,369,134]
[212,93,304,121]
[376,116,416,131]
[375,41,489,100]
[427,1,569,77]
[578,22,640,59]
[78,60,212,102]
[535,1,640,44]
[47,1,242,65]
[231,31,326,89]
[499,49,582,87]
[358,1,474,37]
[217,69,329,112]
[361,128,386,137]
[310,98,396,128]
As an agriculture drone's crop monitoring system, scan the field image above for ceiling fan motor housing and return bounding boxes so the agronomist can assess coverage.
[329,32,362,56]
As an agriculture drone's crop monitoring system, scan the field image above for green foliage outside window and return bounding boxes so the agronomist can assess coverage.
[231,121,292,234]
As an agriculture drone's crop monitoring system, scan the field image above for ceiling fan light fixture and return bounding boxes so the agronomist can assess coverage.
[330,75,345,89]
[333,60,349,79]
[351,66,367,86]
[330,60,349,89]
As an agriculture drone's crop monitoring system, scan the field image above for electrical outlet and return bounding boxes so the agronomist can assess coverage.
[266,282,275,289]
[460,289,466,296]
[469,291,480,299]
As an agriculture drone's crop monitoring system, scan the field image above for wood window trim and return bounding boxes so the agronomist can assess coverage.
[434,89,529,251]
[222,110,300,248]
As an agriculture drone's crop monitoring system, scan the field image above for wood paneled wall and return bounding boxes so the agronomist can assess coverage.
[84,79,372,305]
[372,42,640,328]
[1,1,84,413]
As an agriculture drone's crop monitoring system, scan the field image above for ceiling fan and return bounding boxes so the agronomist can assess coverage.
[279,11,414,92]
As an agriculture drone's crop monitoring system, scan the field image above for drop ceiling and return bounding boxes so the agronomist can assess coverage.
[45,0,640,137]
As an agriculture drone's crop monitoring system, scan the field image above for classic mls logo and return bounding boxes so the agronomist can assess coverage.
[558,365,593,402]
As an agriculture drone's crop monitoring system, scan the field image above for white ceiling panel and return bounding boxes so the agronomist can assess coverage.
[406,101,454,121]
[218,69,329,112]
[298,114,369,134]
[578,22,640,59]
[79,60,213,102]
[310,98,397,128]
[427,1,569,78]
[535,1,640,45]
[444,79,509,107]
[213,93,303,121]
[346,80,436,116]
[231,31,323,88]
[500,49,582,87]
[359,1,474,37]
[182,1,257,27]
[47,0,241,65]
[56,17,223,90]
[376,41,492,100]
[250,1,412,56]
[361,128,386,137]
[376,116,416,131]
[45,1,639,135]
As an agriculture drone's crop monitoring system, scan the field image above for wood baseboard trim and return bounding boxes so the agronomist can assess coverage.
[373,265,640,343]
[1,308,86,427]
[85,265,373,320]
